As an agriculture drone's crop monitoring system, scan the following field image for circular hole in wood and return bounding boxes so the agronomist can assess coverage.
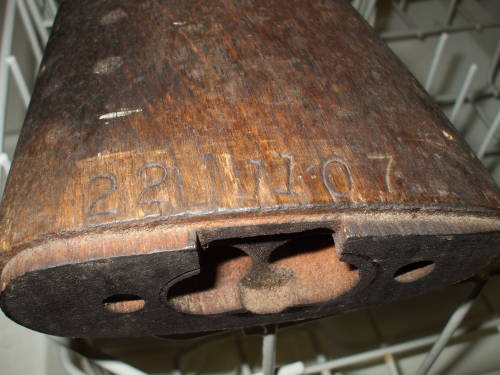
[394,260,435,283]
[103,294,145,313]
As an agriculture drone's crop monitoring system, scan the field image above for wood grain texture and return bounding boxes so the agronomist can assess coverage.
[0,0,499,337]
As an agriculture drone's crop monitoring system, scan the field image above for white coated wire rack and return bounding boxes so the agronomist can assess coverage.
[1,1,500,375]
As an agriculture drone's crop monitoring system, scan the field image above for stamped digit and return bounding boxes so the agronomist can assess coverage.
[87,173,118,217]
[248,159,264,199]
[367,155,393,193]
[321,156,353,199]
[137,162,169,208]
[236,158,264,201]
[274,153,298,196]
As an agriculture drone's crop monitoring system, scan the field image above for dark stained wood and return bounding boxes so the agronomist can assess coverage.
[0,0,499,337]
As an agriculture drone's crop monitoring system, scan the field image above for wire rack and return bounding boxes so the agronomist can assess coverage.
[1,1,500,375]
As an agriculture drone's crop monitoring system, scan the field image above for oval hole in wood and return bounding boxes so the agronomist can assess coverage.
[394,260,435,283]
[103,294,145,313]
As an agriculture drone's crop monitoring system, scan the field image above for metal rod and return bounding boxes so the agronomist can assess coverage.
[414,279,487,375]
[360,0,370,18]
[365,0,377,26]
[315,354,332,375]
[277,362,305,375]
[237,333,253,375]
[425,33,449,92]
[46,0,58,18]
[0,0,16,154]
[53,338,150,375]
[25,0,49,44]
[380,22,500,41]
[93,360,149,375]
[6,56,32,108]
[41,0,57,19]
[390,1,417,30]
[384,353,400,375]
[471,100,492,128]
[58,347,87,375]
[0,152,12,175]
[82,358,104,375]
[489,41,500,95]
[450,63,477,123]
[306,329,331,375]
[16,0,44,64]
[445,0,459,26]
[367,309,401,375]
[302,316,500,374]
[434,88,494,105]
[263,326,278,375]
[241,362,253,375]
[477,109,500,159]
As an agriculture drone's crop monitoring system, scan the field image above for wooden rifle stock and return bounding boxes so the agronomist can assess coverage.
[0,0,499,337]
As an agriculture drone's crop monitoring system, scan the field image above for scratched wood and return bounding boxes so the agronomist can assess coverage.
[0,0,499,337]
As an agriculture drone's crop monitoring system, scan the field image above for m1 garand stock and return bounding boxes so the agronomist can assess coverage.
[0,0,498,337]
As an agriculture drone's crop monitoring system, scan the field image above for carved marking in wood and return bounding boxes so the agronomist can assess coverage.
[87,173,118,217]
[367,155,394,193]
[321,156,353,199]
[274,153,298,196]
[236,158,265,202]
[137,161,169,216]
